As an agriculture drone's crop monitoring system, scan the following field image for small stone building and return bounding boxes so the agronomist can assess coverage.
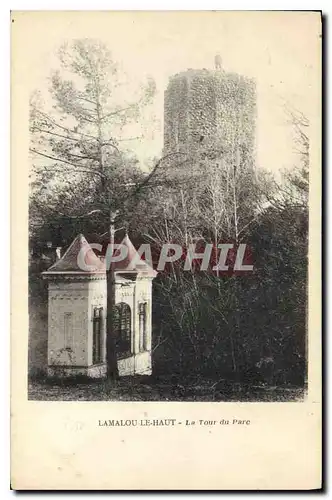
[42,234,157,377]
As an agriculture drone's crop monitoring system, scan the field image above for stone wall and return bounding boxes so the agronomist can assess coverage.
[30,272,154,378]
[164,68,256,166]
[47,279,90,367]
[118,351,152,376]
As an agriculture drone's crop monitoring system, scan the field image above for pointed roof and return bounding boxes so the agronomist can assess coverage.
[43,233,157,278]
[114,234,157,277]
[43,234,105,274]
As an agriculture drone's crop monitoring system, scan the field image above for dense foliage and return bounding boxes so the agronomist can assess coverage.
[29,40,309,388]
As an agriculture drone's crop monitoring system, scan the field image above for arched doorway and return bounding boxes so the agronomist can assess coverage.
[114,302,131,358]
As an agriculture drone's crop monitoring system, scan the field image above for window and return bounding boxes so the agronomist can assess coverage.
[139,303,147,352]
[64,312,73,349]
[93,307,103,364]
[114,303,131,358]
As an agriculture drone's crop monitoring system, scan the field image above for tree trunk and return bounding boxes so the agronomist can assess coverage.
[106,213,119,379]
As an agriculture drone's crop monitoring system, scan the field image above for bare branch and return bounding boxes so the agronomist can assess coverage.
[101,105,135,121]
[132,152,189,197]
[32,107,98,141]
[58,209,103,218]
[30,127,83,143]
[30,148,105,178]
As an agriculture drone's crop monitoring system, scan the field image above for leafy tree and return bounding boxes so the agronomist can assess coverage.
[30,39,187,379]
[30,39,156,378]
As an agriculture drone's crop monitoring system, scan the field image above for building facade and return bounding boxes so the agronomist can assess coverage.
[42,234,157,377]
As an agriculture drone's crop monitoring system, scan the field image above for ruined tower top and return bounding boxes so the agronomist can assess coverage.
[214,53,222,70]
[163,67,256,164]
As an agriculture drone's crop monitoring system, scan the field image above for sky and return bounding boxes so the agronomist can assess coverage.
[15,11,321,174]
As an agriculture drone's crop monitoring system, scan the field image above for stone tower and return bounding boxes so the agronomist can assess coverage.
[163,67,256,167]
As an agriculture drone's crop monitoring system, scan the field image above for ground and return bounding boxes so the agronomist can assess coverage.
[28,375,305,402]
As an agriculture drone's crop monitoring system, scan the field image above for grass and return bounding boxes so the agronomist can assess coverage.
[28,374,305,402]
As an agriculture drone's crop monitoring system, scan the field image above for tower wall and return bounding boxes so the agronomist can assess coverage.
[164,68,256,166]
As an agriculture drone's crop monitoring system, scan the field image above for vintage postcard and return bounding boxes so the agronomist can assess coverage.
[11,10,322,490]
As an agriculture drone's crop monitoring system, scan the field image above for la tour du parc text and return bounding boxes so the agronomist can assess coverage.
[98,418,251,427]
